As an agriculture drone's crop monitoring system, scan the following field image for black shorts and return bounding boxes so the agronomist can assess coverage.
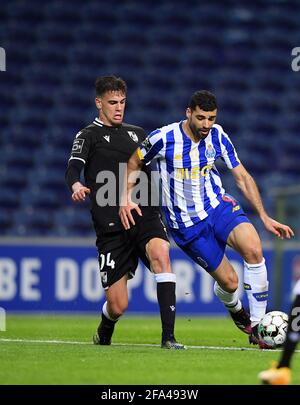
[96,212,169,289]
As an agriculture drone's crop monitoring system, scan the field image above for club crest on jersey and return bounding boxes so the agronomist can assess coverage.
[101,271,107,284]
[205,144,216,159]
[127,131,138,142]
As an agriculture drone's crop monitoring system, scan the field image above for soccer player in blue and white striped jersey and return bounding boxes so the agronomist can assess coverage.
[120,90,294,347]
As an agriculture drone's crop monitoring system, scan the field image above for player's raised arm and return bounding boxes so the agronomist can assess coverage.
[231,164,294,239]
[119,149,143,229]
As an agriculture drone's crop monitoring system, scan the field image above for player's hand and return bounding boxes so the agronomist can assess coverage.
[71,186,91,202]
[262,216,294,240]
[119,201,142,230]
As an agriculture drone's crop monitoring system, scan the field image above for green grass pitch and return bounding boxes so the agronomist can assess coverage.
[0,314,299,385]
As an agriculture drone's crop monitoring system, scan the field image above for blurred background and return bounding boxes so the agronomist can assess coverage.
[0,0,300,315]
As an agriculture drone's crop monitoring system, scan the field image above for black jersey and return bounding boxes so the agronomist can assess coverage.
[66,117,159,234]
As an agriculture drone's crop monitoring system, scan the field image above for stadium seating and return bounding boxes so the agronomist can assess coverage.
[0,0,300,237]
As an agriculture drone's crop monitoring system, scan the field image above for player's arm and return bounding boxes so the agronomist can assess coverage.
[65,131,91,202]
[231,164,294,239]
[65,160,91,202]
[119,149,143,230]
[119,130,164,229]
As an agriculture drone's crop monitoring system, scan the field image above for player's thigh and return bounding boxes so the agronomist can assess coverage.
[210,255,238,292]
[227,222,263,260]
[97,231,138,290]
[134,212,170,270]
[171,222,225,273]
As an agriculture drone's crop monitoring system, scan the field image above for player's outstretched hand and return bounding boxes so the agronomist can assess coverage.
[72,186,91,202]
[119,202,142,230]
[263,216,294,240]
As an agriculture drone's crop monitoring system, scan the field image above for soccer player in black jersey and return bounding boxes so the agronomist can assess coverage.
[258,279,300,384]
[65,76,184,349]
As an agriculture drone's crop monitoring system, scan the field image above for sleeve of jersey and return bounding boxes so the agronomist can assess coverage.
[68,130,91,165]
[220,132,241,169]
[137,130,164,164]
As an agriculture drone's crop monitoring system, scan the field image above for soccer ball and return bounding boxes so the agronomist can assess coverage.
[258,311,288,348]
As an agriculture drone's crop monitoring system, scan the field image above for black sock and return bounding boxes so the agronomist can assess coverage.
[278,294,300,368]
[157,281,176,342]
[98,312,117,337]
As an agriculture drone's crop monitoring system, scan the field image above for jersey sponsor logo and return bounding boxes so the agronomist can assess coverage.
[174,164,213,180]
[174,153,182,160]
[141,137,152,152]
[127,131,138,142]
[72,138,85,153]
[103,135,110,142]
[205,144,216,159]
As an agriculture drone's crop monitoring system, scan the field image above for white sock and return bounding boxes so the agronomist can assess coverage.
[244,258,268,325]
[213,282,242,313]
[102,301,121,322]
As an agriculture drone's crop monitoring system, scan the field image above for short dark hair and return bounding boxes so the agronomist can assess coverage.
[95,75,127,97]
[188,90,217,111]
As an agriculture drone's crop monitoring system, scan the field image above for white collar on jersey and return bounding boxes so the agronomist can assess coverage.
[93,117,105,127]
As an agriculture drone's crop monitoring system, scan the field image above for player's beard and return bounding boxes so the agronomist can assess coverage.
[189,121,206,140]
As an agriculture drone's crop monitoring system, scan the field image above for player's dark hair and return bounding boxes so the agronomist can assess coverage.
[95,75,127,97]
[189,90,217,111]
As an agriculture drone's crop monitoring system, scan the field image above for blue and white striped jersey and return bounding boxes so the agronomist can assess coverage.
[137,121,241,229]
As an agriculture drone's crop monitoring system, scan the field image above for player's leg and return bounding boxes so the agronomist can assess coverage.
[136,213,185,349]
[211,255,251,334]
[259,279,300,384]
[94,231,135,345]
[212,195,268,345]
[170,219,251,335]
[227,222,269,345]
[94,274,128,345]
[278,280,300,367]
[145,237,185,349]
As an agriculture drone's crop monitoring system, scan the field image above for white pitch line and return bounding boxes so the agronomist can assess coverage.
[0,338,299,352]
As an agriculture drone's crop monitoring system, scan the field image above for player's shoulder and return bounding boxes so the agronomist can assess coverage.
[73,122,98,139]
[149,121,180,138]
[122,122,144,132]
[212,123,226,136]
[122,122,145,134]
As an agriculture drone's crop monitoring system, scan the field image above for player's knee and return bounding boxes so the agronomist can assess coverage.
[244,246,263,264]
[148,241,171,272]
[109,302,128,318]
